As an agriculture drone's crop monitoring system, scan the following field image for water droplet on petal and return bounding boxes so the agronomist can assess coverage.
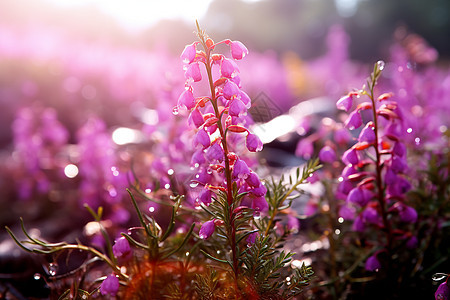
[48,262,58,276]
[432,273,448,281]
[253,211,261,219]
[34,273,41,280]
[172,106,179,115]
[377,60,385,71]
[190,182,199,188]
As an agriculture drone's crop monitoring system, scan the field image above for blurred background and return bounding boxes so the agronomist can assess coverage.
[0,0,449,298]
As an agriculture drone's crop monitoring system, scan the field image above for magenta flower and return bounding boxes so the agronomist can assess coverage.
[435,281,449,300]
[230,40,249,60]
[319,146,336,163]
[112,237,130,258]
[191,149,206,166]
[223,80,240,100]
[100,274,120,296]
[352,215,365,232]
[185,62,202,83]
[177,89,195,110]
[229,99,247,117]
[342,147,359,165]
[188,108,204,128]
[362,206,379,224]
[295,138,314,159]
[198,188,213,206]
[338,204,356,220]
[221,58,239,78]
[393,141,406,157]
[365,254,381,271]
[205,142,224,162]
[246,231,258,245]
[240,91,252,108]
[181,42,197,64]
[358,122,376,144]
[252,196,268,211]
[347,186,373,206]
[194,128,210,149]
[232,159,251,180]
[398,205,418,223]
[199,219,216,239]
[246,133,263,152]
[336,94,353,112]
[344,110,362,130]
[406,235,418,249]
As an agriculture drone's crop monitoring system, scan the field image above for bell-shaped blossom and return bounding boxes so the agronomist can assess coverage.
[194,128,210,149]
[393,141,406,157]
[338,204,356,220]
[221,58,239,78]
[205,142,224,162]
[336,179,353,198]
[222,80,240,100]
[390,156,408,173]
[246,133,263,152]
[181,42,197,64]
[344,110,362,130]
[352,215,365,232]
[334,127,352,144]
[188,108,204,128]
[362,206,379,224]
[246,172,261,188]
[435,281,449,300]
[246,231,258,245]
[342,164,357,178]
[230,40,249,60]
[185,62,202,83]
[336,94,353,112]
[342,147,359,165]
[199,219,215,239]
[112,237,130,258]
[347,186,373,206]
[406,235,418,249]
[399,205,418,223]
[240,91,251,108]
[232,159,251,180]
[177,89,195,110]
[229,99,247,117]
[252,196,268,211]
[250,183,267,197]
[365,254,381,271]
[191,149,206,166]
[295,138,314,159]
[319,146,336,163]
[198,188,213,206]
[100,274,120,296]
[386,175,411,197]
[358,122,376,144]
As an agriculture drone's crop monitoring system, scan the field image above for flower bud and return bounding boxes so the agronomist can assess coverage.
[177,89,195,110]
[185,62,202,83]
[112,237,130,258]
[246,133,263,152]
[319,146,336,163]
[100,274,120,296]
[365,255,381,272]
[193,128,210,149]
[180,42,196,64]
[223,80,240,100]
[229,99,247,117]
[230,40,249,60]
[221,58,239,78]
[199,219,215,239]
[344,110,362,130]
[232,159,251,180]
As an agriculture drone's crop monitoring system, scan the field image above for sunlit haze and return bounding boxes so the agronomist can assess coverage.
[43,0,215,32]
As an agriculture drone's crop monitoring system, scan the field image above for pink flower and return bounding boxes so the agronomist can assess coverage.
[199,219,215,239]
[342,147,359,165]
[229,99,247,117]
[221,58,239,78]
[240,91,251,108]
[198,189,213,206]
[336,94,353,112]
[252,196,268,211]
[181,42,197,64]
[177,89,195,110]
[100,274,120,296]
[344,110,362,130]
[246,172,261,188]
[399,205,418,223]
[188,108,204,128]
[295,138,314,159]
[365,254,381,271]
[246,231,258,245]
[232,159,251,180]
[230,40,249,60]
[246,133,263,152]
[347,187,373,206]
[435,281,449,300]
[194,128,210,149]
[319,146,336,163]
[185,62,202,83]
[112,237,130,258]
[222,80,240,100]
[358,122,376,144]
[205,142,224,162]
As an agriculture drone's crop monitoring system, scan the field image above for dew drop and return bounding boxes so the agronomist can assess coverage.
[34,273,41,280]
[172,106,179,115]
[253,211,261,220]
[377,60,385,71]
[199,233,207,240]
[190,182,199,188]
[432,273,448,281]
[48,262,58,276]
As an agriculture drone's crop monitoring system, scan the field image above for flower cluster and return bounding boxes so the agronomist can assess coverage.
[177,24,266,242]
[335,61,417,270]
